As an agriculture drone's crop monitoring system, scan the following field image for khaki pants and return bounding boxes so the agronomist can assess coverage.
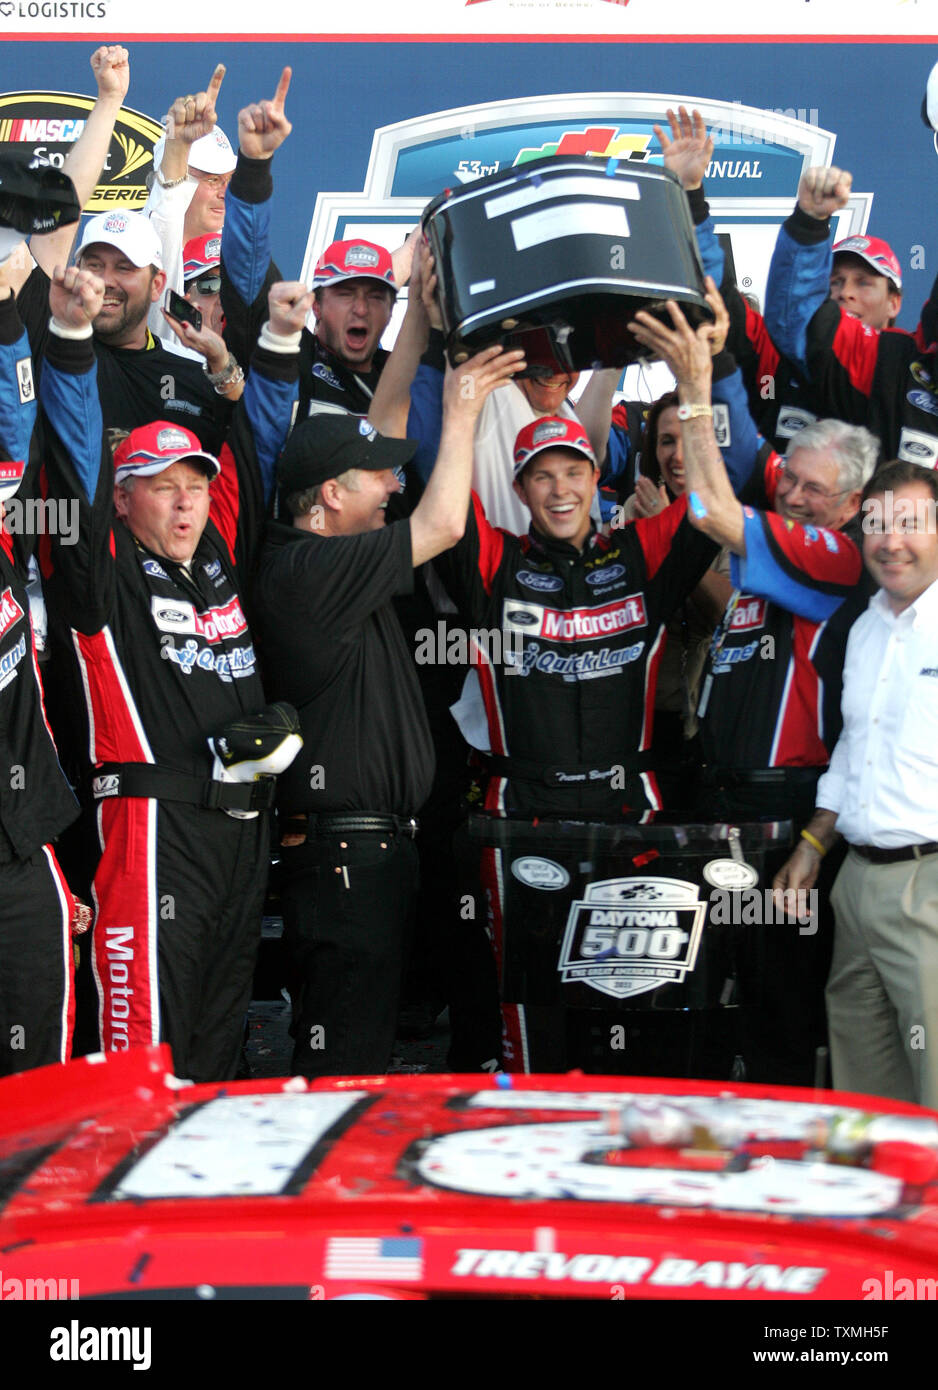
[827,848,938,1109]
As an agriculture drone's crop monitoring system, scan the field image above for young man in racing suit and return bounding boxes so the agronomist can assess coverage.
[765,164,938,467]
[38,265,305,1082]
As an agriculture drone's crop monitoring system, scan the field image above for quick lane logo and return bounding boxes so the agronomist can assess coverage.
[503,595,647,643]
[558,877,706,1001]
[0,91,162,212]
[105,926,134,1050]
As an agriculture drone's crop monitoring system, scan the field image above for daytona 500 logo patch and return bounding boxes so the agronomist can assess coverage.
[558,877,706,1000]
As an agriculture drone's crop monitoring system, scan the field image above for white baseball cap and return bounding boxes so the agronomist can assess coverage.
[152,126,237,178]
[77,211,164,270]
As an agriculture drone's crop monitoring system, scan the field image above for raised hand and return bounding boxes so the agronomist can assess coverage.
[628,284,722,389]
[654,106,713,191]
[444,344,526,423]
[267,279,315,336]
[631,475,671,517]
[238,67,292,160]
[163,64,226,146]
[161,300,229,374]
[89,45,130,104]
[798,165,853,221]
[49,264,104,329]
[407,237,443,331]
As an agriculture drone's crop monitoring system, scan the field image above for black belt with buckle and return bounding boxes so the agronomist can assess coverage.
[288,813,420,840]
[850,841,938,864]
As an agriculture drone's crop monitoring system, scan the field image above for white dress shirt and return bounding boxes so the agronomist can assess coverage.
[816,577,938,846]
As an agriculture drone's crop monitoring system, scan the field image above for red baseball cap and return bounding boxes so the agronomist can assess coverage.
[833,235,902,291]
[513,416,596,477]
[113,422,220,485]
[183,233,221,281]
[311,239,396,292]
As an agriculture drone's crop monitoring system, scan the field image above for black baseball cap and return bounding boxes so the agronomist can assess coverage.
[278,414,417,493]
[0,156,81,236]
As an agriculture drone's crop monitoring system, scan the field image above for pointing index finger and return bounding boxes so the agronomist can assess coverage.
[273,66,292,110]
[207,63,226,101]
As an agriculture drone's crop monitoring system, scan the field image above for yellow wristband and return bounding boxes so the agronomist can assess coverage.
[800,829,827,857]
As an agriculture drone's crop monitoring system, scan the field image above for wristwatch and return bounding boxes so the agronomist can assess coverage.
[676,402,713,421]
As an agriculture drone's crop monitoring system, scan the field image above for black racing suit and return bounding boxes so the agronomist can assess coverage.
[38,324,297,1082]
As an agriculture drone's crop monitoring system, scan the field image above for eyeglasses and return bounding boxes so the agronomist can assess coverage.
[188,274,221,296]
[776,464,853,503]
[190,171,232,192]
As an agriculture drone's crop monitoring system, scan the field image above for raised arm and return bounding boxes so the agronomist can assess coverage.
[22,48,130,285]
[144,63,226,330]
[367,238,439,438]
[764,165,852,371]
[220,68,292,367]
[629,280,745,552]
[410,345,525,566]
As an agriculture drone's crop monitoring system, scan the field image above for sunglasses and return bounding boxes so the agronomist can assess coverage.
[187,274,221,296]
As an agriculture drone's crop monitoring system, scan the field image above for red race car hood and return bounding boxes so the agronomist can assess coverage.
[1,1047,937,1300]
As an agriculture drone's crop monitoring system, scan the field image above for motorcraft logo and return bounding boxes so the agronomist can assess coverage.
[0,586,24,640]
[503,595,646,643]
[150,594,247,644]
[0,90,161,212]
[558,877,706,1000]
[730,597,766,632]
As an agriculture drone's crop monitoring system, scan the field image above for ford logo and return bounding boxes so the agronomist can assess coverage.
[517,570,563,592]
[907,390,938,418]
[506,609,538,626]
[586,564,625,586]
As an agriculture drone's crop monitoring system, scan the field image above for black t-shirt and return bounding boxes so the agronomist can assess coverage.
[254,517,435,817]
[17,265,229,454]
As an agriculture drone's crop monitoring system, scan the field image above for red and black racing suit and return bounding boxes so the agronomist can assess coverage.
[696,463,868,1085]
[0,295,81,1076]
[38,324,297,1082]
[765,206,938,466]
[435,492,719,1069]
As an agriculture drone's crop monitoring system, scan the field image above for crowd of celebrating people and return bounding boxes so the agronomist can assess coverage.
[0,48,935,1110]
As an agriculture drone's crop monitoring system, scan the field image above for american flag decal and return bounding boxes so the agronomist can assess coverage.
[325,1237,424,1281]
